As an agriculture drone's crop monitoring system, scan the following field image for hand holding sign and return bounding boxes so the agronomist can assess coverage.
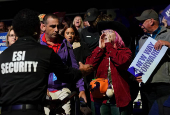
[154,40,170,50]
[136,76,142,83]
[162,17,168,27]
[128,37,168,83]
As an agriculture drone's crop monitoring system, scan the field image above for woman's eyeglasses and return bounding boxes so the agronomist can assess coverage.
[8,34,16,37]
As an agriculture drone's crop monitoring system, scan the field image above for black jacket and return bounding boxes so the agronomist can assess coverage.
[80,26,100,52]
[0,36,82,106]
[73,41,91,64]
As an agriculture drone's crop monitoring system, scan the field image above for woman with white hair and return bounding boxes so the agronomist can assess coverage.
[73,16,84,34]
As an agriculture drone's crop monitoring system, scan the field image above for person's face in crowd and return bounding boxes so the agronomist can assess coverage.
[64,28,75,44]
[0,22,5,33]
[8,30,17,46]
[74,16,82,27]
[44,16,60,39]
[139,19,153,34]
[101,29,116,44]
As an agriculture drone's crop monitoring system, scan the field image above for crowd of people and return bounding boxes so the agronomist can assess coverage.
[0,5,170,115]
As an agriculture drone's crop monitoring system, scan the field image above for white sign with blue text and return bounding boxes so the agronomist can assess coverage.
[0,32,7,54]
[128,37,168,83]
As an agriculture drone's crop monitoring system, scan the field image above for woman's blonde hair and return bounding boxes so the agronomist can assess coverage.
[73,16,84,28]
[6,26,13,47]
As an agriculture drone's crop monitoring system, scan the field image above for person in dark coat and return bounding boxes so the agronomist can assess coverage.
[0,9,93,115]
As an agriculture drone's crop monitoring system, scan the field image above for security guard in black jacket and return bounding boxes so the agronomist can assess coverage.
[0,9,92,115]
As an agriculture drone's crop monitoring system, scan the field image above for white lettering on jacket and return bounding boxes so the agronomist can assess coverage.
[1,51,38,74]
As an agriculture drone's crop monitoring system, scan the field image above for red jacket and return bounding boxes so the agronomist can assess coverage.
[86,42,132,107]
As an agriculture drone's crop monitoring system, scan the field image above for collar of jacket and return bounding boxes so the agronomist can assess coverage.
[158,26,168,35]
[60,39,72,49]
[17,36,38,42]
[40,33,72,49]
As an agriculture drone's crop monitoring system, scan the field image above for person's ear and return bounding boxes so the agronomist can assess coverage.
[41,23,46,32]
[150,18,154,26]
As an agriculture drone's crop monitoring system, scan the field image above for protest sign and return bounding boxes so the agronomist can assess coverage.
[128,37,168,83]
[161,4,170,26]
[0,32,7,54]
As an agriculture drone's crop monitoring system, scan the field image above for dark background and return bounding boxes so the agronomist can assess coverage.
[0,0,169,20]
[0,0,169,42]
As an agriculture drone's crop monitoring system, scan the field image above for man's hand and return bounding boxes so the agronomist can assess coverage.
[154,40,170,50]
[79,91,87,103]
[162,17,168,28]
[136,76,142,83]
[79,62,93,76]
